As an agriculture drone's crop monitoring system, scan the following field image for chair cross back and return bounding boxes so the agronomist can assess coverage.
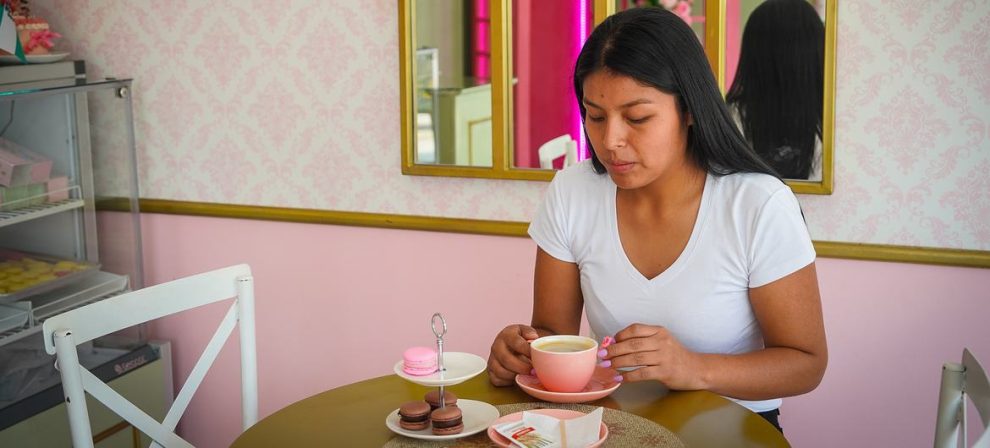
[42,264,258,448]
[935,348,990,448]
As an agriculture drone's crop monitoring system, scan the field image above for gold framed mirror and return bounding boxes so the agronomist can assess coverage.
[723,0,836,194]
[398,0,722,182]
[399,1,832,193]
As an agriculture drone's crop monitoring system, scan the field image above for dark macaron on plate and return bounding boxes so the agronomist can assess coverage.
[385,399,499,441]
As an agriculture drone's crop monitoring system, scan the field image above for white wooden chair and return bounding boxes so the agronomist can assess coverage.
[538,134,578,170]
[42,264,258,448]
[935,348,990,448]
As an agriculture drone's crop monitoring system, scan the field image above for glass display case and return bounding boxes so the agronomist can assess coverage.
[0,61,150,438]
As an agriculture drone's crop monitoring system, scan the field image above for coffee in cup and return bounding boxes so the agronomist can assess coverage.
[529,335,598,393]
[536,340,595,353]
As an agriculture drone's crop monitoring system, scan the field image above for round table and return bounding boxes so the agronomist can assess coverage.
[231,374,789,447]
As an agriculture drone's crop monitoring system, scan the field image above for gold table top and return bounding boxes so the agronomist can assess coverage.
[231,373,789,447]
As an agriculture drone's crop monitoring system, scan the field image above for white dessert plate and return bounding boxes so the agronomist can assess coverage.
[515,366,621,404]
[487,408,608,448]
[385,399,499,441]
[393,351,487,387]
[0,52,70,65]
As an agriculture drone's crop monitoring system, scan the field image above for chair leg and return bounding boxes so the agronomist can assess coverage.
[54,330,96,448]
[935,361,965,448]
[237,275,259,429]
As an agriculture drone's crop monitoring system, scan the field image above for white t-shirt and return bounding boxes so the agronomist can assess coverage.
[528,160,816,413]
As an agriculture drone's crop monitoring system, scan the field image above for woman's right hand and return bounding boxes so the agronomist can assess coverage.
[487,324,540,386]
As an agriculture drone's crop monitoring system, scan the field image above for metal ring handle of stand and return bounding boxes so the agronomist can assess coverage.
[431,313,447,409]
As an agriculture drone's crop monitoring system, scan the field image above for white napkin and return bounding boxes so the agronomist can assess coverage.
[559,408,603,447]
[494,408,603,448]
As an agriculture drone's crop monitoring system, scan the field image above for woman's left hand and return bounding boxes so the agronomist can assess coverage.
[600,323,707,391]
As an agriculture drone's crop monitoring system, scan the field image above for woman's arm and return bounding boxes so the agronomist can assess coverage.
[531,247,585,336]
[487,247,584,385]
[698,262,827,398]
[605,262,827,400]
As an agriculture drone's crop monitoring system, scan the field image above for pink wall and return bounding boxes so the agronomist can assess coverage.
[124,212,990,448]
[782,260,990,445]
[135,213,535,448]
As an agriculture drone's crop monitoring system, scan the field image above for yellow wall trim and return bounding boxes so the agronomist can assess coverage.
[812,241,990,269]
[99,199,990,269]
[119,199,529,237]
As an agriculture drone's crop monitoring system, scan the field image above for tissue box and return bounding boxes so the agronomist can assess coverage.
[0,138,53,187]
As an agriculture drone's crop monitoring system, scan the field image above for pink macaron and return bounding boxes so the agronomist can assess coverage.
[402,346,438,376]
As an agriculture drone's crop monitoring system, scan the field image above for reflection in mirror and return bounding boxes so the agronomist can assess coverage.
[615,0,708,45]
[414,1,493,167]
[510,0,708,171]
[510,0,593,170]
[725,0,826,181]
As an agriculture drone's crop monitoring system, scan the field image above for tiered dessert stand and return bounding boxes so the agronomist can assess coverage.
[385,313,498,441]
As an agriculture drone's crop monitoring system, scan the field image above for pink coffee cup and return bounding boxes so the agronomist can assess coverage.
[530,335,598,393]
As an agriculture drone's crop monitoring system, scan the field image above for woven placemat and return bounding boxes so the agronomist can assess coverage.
[383,402,685,448]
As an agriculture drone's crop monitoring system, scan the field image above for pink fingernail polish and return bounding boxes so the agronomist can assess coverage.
[601,336,615,348]
[613,375,623,382]
[530,368,536,376]
[597,349,608,358]
[599,360,611,368]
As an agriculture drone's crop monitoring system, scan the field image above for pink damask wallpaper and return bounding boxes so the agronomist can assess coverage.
[800,0,989,250]
[32,0,990,250]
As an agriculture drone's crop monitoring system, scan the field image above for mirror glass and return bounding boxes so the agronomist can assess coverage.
[401,1,728,182]
[510,0,594,170]
[413,1,493,167]
[724,0,828,182]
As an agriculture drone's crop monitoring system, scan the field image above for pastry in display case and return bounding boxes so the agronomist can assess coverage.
[0,61,163,444]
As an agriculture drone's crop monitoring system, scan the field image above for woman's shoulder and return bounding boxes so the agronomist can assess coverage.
[550,159,610,192]
[535,160,610,237]
[712,171,792,206]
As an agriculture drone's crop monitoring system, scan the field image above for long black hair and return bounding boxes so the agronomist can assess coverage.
[574,7,778,178]
[726,0,824,180]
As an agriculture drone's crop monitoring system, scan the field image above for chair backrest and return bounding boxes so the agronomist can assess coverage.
[935,348,990,448]
[42,264,258,448]
[538,134,577,170]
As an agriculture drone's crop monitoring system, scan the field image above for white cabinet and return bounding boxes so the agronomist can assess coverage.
[434,83,493,166]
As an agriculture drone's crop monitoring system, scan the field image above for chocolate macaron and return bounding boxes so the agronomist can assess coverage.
[397,401,431,431]
[424,390,458,411]
[430,406,464,435]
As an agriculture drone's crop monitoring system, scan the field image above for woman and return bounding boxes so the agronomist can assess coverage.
[726,0,826,180]
[486,7,827,432]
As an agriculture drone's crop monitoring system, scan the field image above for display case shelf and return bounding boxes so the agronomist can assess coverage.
[0,197,84,229]
[0,271,128,348]
[0,302,29,334]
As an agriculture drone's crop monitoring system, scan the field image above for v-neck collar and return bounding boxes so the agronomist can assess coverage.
[607,173,715,289]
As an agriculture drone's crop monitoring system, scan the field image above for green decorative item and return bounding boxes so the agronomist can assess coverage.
[0,2,27,63]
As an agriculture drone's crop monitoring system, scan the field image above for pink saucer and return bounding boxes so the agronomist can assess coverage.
[515,366,621,404]
[486,409,608,448]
